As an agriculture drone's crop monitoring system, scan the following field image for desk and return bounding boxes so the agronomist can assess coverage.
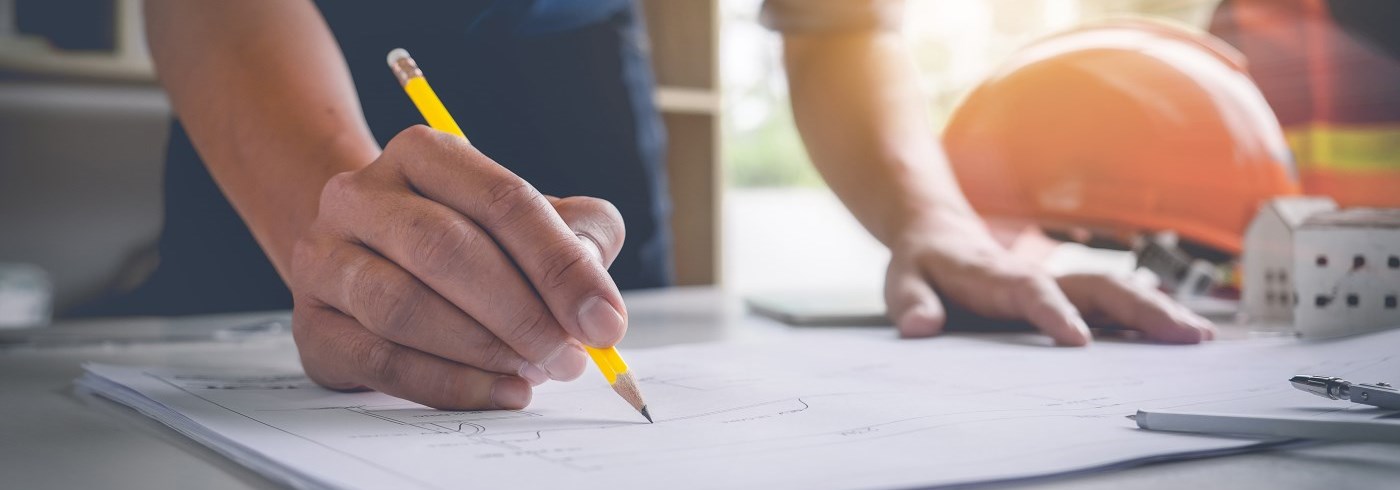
[2,287,1397,489]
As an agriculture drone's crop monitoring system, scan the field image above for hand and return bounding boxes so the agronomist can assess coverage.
[884,220,1215,345]
[289,126,629,410]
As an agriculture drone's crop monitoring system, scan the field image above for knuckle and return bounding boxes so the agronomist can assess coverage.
[1004,273,1058,313]
[1010,274,1045,298]
[339,257,427,336]
[484,176,546,228]
[539,240,593,290]
[394,124,439,147]
[340,253,386,312]
[504,305,558,350]
[1088,273,1127,290]
[474,337,519,371]
[289,235,345,298]
[406,215,481,277]
[320,171,360,209]
[290,308,363,391]
[941,253,998,280]
[364,337,408,387]
[372,278,430,337]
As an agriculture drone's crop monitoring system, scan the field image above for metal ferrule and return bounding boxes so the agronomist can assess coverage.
[1290,375,1351,400]
[390,57,423,86]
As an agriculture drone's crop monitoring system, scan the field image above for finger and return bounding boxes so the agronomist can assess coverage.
[884,259,947,338]
[1002,274,1093,346]
[1057,274,1213,344]
[292,236,549,385]
[1167,301,1217,341]
[383,127,626,348]
[292,305,532,410]
[552,196,626,269]
[314,179,589,382]
[911,245,1088,345]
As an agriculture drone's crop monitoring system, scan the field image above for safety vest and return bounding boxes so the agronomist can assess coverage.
[1210,0,1400,207]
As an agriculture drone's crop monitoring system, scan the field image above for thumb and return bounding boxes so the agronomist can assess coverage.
[551,196,626,269]
[884,259,948,338]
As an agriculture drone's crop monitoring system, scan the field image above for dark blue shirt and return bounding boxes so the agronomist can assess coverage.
[79,0,670,316]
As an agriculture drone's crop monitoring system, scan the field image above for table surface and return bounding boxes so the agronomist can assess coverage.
[2,287,1397,490]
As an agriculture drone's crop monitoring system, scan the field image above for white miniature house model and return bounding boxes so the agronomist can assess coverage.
[1292,209,1400,338]
[1241,197,1338,323]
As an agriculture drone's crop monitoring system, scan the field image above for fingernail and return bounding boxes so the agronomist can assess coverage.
[518,362,549,386]
[1057,317,1092,347]
[1197,324,1217,342]
[541,343,587,381]
[896,304,941,338]
[578,296,625,346]
[490,376,531,409]
[1073,317,1092,338]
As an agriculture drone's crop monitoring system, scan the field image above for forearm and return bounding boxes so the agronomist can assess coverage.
[145,0,379,278]
[782,31,987,246]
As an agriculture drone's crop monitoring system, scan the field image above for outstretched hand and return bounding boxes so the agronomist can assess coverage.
[883,222,1215,345]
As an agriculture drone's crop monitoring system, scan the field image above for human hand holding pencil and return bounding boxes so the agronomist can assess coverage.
[287,50,638,414]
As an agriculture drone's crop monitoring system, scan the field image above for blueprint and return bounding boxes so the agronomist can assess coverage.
[76,328,1400,489]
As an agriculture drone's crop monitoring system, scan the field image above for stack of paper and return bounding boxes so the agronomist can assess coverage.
[76,329,1400,489]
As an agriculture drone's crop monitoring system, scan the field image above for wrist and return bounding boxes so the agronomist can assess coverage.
[888,204,994,246]
[256,131,380,276]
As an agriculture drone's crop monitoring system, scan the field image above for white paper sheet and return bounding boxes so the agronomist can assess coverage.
[76,329,1400,490]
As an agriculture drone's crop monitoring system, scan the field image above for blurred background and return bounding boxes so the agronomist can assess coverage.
[720,0,1219,296]
[0,0,1303,323]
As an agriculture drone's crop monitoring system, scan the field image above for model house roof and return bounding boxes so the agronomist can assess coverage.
[1261,197,1338,231]
[1301,208,1400,229]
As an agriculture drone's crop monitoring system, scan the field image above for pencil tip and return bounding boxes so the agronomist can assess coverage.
[641,406,653,423]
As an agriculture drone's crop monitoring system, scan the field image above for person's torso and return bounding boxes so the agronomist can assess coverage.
[78,0,672,316]
[1210,0,1400,207]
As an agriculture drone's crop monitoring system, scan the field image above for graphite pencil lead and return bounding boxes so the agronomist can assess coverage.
[641,406,653,423]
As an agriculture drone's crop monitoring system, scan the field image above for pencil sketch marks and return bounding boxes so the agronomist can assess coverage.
[168,373,313,390]
[80,330,1400,490]
[343,406,540,435]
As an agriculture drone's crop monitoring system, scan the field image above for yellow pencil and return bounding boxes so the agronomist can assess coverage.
[386,48,466,141]
[583,346,651,422]
[386,48,652,423]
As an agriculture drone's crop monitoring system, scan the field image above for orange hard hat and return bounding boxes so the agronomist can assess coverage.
[943,19,1300,255]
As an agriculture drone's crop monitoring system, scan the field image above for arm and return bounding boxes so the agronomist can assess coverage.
[783,31,974,247]
[777,4,1214,344]
[145,0,630,408]
[145,0,377,276]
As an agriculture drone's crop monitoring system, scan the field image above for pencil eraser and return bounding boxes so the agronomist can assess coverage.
[386,48,411,67]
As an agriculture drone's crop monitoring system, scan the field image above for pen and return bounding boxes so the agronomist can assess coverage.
[386,48,651,423]
[1132,410,1400,444]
